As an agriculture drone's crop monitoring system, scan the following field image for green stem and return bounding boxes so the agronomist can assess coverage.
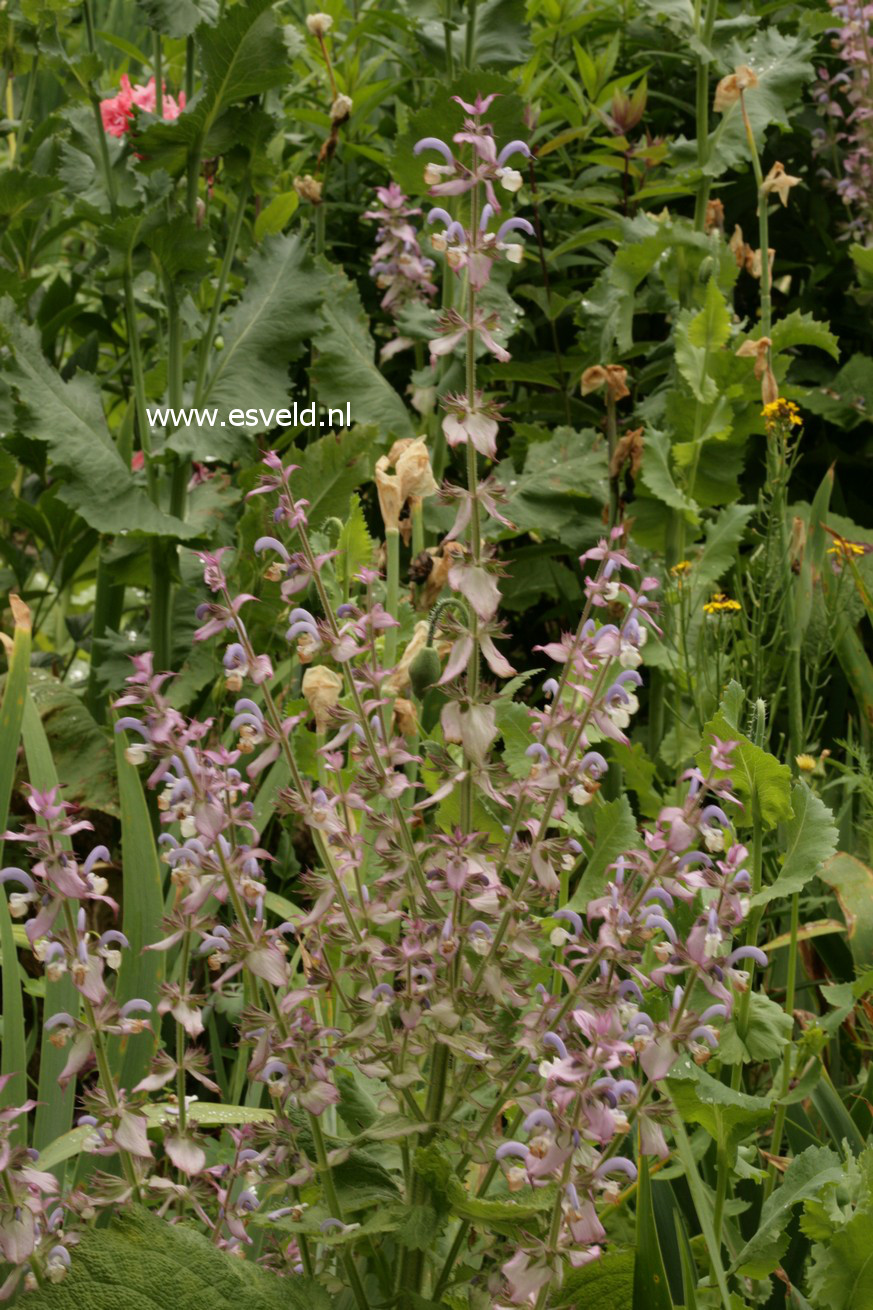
[310,1114,369,1310]
[384,526,400,671]
[464,0,479,66]
[85,547,123,723]
[692,0,719,229]
[195,183,250,403]
[13,54,37,165]
[153,31,162,119]
[765,889,798,1194]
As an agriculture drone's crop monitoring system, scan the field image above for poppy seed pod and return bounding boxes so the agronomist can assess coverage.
[409,645,441,698]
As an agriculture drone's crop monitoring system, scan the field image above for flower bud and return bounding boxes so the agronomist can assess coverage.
[293,174,323,205]
[409,644,441,698]
[330,93,353,123]
[306,12,333,35]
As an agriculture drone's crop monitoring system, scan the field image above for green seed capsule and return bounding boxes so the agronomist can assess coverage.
[698,256,714,284]
[409,645,441,698]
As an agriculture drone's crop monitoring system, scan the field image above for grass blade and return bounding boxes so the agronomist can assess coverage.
[0,597,32,1137]
[113,725,165,1089]
[670,1116,732,1310]
[633,1154,674,1310]
[21,692,79,1157]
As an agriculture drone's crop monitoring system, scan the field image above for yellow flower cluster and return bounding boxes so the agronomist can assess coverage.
[761,398,802,432]
[826,539,864,559]
[703,592,741,615]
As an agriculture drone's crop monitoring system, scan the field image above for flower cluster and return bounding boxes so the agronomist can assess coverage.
[415,94,532,458]
[100,75,186,138]
[363,184,437,358]
[813,0,873,238]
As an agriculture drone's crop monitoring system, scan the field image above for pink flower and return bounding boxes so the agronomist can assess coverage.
[100,75,186,138]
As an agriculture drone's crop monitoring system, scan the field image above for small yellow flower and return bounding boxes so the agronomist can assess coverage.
[671,560,692,575]
[795,754,816,773]
[761,398,802,430]
[826,539,865,559]
[703,592,742,616]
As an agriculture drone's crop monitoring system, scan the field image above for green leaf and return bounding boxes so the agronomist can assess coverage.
[112,729,165,1089]
[254,190,299,241]
[553,1247,635,1308]
[698,708,793,831]
[639,427,699,518]
[134,0,291,173]
[292,429,374,532]
[667,1058,774,1162]
[750,783,838,908]
[669,1118,732,1310]
[145,215,211,286]
[311,262,414,439]
[21,692,79,1160]
[769,310,840,361]
[692,29,814,178]
[718,990,794,1065]
[27,672,119,817]
[0,302,195,539]
[675,278,731,404]
[0,600,31,1137]
[819,853,873,969]
[731,1146,843,1277]
[0,171,63,226]
[335,494,374,588]
[192,234,325,460]
[567,796,638,909]
[693,503,754,593]
[496,700,534,779]
[21,1206,328,1309]
[633,1156,673,1310]
[446,1176,556,1226]
[495,428,607,552]
[137,0,219,39]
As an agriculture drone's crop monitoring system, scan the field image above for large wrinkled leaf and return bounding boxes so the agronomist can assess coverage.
[311,262,414,439]
[186,234,324,460]
[494,428,607,551]
[137,0,219,39]
[0,303,195,539]
[0,171,63,225]
[553,1248,635,1309]
[27,673,119,817]
[134,0,291,172]
[291,428,375,531]
[732,1146,843,1277]
[750,783,838,908]
[22,1207,329,1309]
